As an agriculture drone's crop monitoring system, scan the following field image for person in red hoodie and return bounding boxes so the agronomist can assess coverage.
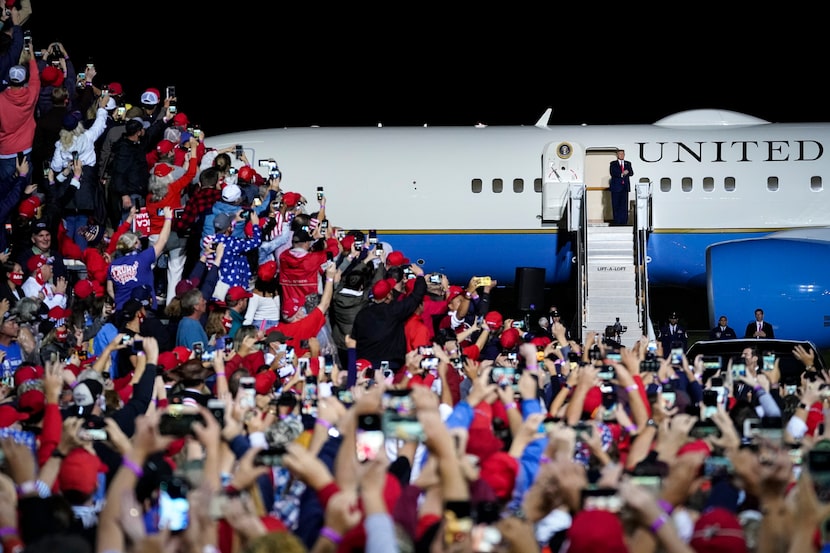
[0,55,39,183]
[277,225,339,322]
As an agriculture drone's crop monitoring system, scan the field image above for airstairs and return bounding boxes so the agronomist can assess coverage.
[582,225,642,349]
[567,182,655,349]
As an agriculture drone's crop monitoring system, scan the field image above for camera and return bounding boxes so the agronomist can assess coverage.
[640,353,660,372]
[254,444,287,467]
[258,159,280,179]
[605,317,627,339]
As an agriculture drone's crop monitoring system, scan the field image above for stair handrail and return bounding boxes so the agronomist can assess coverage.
[634,181,653,339]
[568,183,587,343]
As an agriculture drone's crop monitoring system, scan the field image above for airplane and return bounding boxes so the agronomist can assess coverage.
[205,108,830,349]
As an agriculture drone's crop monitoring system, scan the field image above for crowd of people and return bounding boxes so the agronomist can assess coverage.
[2,4,830,553]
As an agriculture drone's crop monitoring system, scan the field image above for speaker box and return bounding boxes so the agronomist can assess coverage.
[515,267,545,312]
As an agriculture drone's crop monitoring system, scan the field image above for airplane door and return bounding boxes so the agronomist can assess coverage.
[542,141,585,223]
[585,152,618,223]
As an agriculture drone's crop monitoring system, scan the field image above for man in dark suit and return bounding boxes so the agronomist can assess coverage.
[709,315,738,340]
[658,311,688,358]
[609,149,633,225]
[745,307,774,339]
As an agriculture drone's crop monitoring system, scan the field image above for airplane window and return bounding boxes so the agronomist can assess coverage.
[534,178,542,193]
[767,177,779,191]
[513,179,524,193]
[472,179,483,193]
[659,178,671,192]
[681,177,692,192]
[702,177,714,192]
[492,179,503,193]
[724,177,736,192]
[811,176,822,191]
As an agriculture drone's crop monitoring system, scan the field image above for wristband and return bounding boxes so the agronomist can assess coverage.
[215,372,226,377]
[320,527,343,545]
[122,457,144,478]
[525,364,538,371]
[326,277,334,283]
[649,513,670,533]
[405,371,413,379]
[657,499,674,515]
[753,385,764,393]
[316,419,333,430]
[504,401,517,410]
[625,384,638,393]
[799,402,808,410]
[625,424,637,434]
[0,527,17,537]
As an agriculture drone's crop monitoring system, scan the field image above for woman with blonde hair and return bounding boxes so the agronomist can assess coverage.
[49,92,110,248]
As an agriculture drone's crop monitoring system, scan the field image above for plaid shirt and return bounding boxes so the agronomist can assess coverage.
[175,187,221,234]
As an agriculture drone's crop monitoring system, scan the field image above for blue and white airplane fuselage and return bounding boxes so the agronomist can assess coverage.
[207,109,830,348]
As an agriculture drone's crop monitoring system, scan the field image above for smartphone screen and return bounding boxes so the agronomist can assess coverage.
[762,353,776,372]
[382,389,424,442]
[159,478,190,533]
[758,416,783,444]
[302,376,318,417]
[670,348,683,365]
[490,366,517,390]
[606,352,622,363]
[581,487,623,513]
[239,377,256,409]
[356,414,384,462]
[701,389,718,419]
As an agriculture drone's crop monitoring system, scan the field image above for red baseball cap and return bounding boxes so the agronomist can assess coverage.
[386,251,410,266]
[225,286,253,302]
[447,285,464,302]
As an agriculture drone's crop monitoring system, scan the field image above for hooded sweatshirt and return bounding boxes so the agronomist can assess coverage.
[0,58,40,155]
